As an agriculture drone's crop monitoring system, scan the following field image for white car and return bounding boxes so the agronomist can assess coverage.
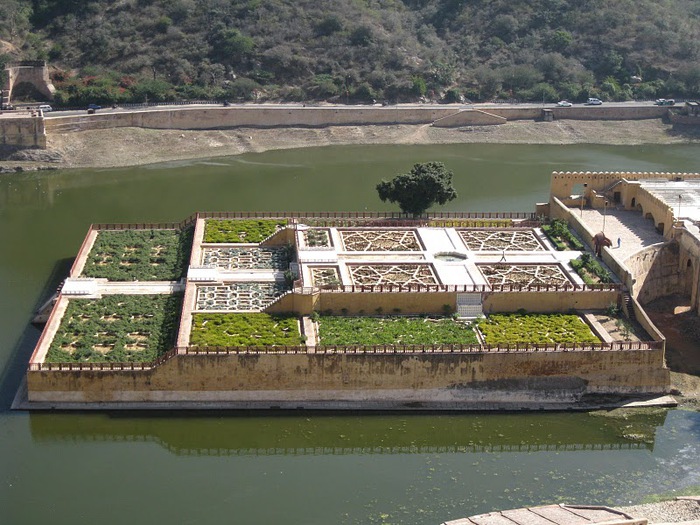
[585,98,603,105]
[556,100,573,107]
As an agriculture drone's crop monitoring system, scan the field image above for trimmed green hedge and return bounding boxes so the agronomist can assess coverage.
[203,219,287,243]
[542,219,585,251]
[317,316,478,346]
[47,294,183,363]
[477,313,600,345]
[190,313,302,347]
[82,227,193,281]
[570,253,613,284]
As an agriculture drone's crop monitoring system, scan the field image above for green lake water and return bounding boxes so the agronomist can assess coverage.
[1,143,699,525]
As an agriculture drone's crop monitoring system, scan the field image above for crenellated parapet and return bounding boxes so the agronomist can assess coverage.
[550,171,700,201]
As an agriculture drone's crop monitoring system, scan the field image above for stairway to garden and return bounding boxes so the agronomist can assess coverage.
[457,292,483,318]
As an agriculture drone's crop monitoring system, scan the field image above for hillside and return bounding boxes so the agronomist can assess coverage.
[1,0,700,105]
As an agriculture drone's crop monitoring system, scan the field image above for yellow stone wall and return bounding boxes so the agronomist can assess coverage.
[26,347,669,403]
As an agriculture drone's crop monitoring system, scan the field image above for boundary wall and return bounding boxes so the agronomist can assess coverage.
[42,105,670,134]
[26,346,669,406]
[0,112,46,147]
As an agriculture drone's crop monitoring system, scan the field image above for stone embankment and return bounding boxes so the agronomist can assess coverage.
[3,103,699,170]
[616,498,700,524]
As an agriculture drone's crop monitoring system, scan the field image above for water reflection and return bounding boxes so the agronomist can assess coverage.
[30,410,666,457]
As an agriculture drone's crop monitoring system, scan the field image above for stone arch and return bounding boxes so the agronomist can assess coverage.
[3,61,56,104]
[684,258,694,295]
[8,81,45,102]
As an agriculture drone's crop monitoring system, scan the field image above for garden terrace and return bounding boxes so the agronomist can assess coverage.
[195,282,290,311]
[190,313,303,347]
[476,313,600,345]
[317,316,479,346]
[570,254,613,284]
[81,227,193,281]
[339,229,422,252]
[301,228,332,249]
[542,220,585,251]
[478,264,572,287]
[203,219,287,243]
[46,294,183,363]
[347,263,439,286]
[458,229,546,251]
[310,267,341,288]
[201,246,292,271]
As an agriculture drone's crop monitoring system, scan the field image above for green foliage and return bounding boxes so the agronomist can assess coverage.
[411,76,427,97]
[605,302,620,317]
[542,219,584,251]
[571,253,613,284]
[6,0,700,103]
[376,161,457,217]
[82,227,193,281]
[46,294,183,363]
[477,313,600,345]
[317,316,479,346]
[190,313,302,347]
[203,219,287,243]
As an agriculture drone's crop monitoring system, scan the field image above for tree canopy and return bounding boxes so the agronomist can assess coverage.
[376,162,457,217]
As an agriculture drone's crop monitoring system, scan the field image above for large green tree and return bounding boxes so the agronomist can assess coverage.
[376,161,457,217]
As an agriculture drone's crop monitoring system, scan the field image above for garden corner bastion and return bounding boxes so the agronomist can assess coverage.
[19,191,681,410]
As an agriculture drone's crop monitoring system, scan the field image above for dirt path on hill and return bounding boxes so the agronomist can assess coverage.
[2,118,700,170]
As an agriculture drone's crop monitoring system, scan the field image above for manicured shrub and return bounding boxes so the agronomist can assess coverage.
[317,316,478,346]
[190,313,302,347]
[46,294,183,363]
[476,313,599,345]
[571,253,612,284]
[203,219,287,243]
[542,220,584,251]
[82,227,193,281]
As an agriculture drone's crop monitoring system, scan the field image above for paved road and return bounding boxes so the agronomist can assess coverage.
[40,100,664,118]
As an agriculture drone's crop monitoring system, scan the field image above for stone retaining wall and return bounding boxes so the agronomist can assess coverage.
[26,346,669,405]
[41,105,670,135]
[0,113,46,147]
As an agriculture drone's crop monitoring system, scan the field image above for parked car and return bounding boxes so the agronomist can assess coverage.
[87,104,102,110]
[38,104,53,112]
[584,98,603,105]
[556,100,573,107]
[654,98,675,106]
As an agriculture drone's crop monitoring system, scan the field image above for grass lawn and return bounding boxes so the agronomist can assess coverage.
[47,294,183,363]
[477,313,600,345]
[317,316,478,346]
[190,313,303,347]
[203,219,287,243]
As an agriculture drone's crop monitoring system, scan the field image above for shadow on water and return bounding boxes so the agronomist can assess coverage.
[0,257,74,412]
[28,409,668,457]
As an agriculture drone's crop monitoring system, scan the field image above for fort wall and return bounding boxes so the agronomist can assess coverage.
[26,346,669,405]
[0,113,46,147]
[42,105,670,135]
[482,290,618,313]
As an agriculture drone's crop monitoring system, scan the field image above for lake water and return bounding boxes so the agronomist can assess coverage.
[1,143,699,525]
